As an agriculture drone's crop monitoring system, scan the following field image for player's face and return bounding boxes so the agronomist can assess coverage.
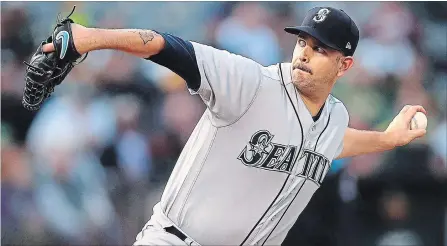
[291,33,353,96]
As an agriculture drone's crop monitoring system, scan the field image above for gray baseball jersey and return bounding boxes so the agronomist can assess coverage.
[146,41,349,245]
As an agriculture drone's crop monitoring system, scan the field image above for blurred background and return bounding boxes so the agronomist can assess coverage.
[1,1,446,246]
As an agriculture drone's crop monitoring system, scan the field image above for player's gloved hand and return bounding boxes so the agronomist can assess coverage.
[384,105,427,147]
[22,5,88,111]
[42,17,89,55]
[51,7,83,63]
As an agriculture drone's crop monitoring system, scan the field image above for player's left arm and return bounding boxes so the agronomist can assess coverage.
[335,105,427,160]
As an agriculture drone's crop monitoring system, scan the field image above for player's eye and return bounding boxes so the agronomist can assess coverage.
[298,39,306,47]
[314,46,326,54]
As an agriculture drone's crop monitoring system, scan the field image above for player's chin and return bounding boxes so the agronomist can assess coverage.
[291,77,310,89]
[292,71,309,84]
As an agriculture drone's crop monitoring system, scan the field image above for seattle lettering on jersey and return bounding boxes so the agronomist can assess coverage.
[237,130,330,186]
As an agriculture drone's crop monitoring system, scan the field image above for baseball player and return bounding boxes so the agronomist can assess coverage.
[40,6,426,246]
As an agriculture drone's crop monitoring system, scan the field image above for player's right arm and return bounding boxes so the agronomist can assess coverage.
[43,24,263,125]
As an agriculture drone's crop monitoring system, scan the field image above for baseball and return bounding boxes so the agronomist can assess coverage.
[410,112,427,130]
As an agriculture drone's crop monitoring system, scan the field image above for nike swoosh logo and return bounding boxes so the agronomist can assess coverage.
[55,31,70,59]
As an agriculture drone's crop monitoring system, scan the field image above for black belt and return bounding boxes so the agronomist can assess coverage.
[165,226,187,241]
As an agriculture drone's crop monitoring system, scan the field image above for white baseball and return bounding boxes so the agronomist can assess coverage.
[410,112,427,130]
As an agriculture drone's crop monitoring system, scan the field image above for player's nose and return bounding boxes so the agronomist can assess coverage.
[298,47,310,63]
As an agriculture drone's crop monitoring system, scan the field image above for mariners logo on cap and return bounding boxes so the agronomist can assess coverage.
[346,42,352,50]
[313,8,330,23]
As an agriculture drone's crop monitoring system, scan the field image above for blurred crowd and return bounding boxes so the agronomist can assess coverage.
[1,2,446,246]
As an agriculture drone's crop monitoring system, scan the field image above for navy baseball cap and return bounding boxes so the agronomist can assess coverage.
[285,7,359,56]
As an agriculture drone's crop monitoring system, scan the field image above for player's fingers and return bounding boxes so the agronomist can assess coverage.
[401,106,416,121]
[400,105,411,114]
[415,105,427,114]
[403,106,425,122]
[411,129,426,138]
[42,43,55,53]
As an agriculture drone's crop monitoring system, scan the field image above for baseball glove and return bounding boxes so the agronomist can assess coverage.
[22,5,88,111]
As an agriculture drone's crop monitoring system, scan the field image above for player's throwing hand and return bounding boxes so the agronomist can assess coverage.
[385,105,427,147]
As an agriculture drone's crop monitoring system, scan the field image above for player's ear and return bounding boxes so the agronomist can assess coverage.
[337,56,354,77]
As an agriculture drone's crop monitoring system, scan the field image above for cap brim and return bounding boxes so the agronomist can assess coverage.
[284,26,342,53]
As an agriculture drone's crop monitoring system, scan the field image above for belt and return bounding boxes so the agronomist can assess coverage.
[165,226,187,241]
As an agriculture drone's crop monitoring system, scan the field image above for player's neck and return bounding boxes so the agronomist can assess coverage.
[297,90,328,117]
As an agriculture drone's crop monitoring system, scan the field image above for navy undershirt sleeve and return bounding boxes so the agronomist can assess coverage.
[146,32,201,92]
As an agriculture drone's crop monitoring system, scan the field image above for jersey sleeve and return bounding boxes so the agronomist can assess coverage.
[190,42,262,124]
[147,33,262,124]
[334,140,344,159]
